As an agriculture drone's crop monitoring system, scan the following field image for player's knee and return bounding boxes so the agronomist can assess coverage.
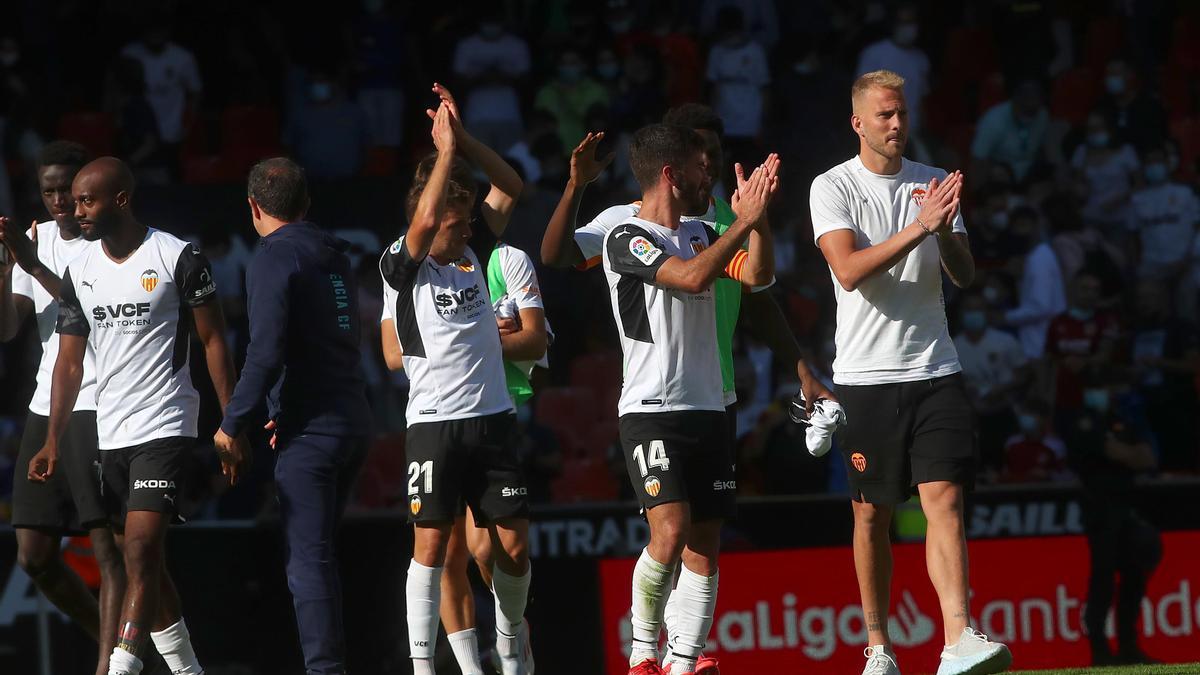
[122,535,162,576]
[470,541,493,572]
[650,520,689,560]
[497,537,528,571]
[16,544,57,580]
[920,487,964,522]
[852,501,892,532]
[91,537,124,574]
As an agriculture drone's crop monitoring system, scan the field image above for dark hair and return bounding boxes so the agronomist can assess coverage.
[404,153,478,221]
[38,140,90,169]
[247,157,310,221]
[663,103,725,138]
[628,123,705,190]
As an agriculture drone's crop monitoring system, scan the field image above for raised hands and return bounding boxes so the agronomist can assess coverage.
[916,170,963,236]
[430,102,456,155]
[570,132,616,186]
[731,153,781,228]
[425,82,466,140]
[0,217,39,273]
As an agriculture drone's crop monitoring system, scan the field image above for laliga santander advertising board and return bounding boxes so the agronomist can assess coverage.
[599,532,1200,673]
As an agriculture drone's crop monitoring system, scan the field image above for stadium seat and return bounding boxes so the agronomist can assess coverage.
[921,86,969,134]
[1171,14,1200,71]
[976,72,1007,114]
[942,27,997,85]
[220,104,281,152]
[534,386,598,435]
[1169,117,1200,179]
[57,111,115,157]
[551,455,618,502]
[1083,16,1126,70]
[181,155,240,185]
[362,146,398,176]
[1160,64,1195,120]
[1050,68,1100,125]
[568,351,623,393]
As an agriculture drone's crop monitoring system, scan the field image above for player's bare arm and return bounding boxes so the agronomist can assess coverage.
[655,163,776,293]
[0,221,36,342]
[818,171,962,291]
[380,317,404,370]
[28,332,86,483]
[499,307,547,362]
[427,83,523,236]
[195,301,250,484]
[541,132,615,267]
[406,104,457,262]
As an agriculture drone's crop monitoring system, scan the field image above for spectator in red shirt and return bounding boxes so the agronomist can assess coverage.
[1046,272,1122,424]
[1001,399,1070,483]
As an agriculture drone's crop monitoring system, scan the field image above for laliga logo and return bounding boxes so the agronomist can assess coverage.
[644,476,661,497]
[140,269,159,292]
[410,495,422,516]
[851,452,867,473]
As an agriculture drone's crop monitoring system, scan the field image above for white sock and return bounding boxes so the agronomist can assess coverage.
[629,548,673,666]
[664,564,719,671]
[107,647,144,675]
[406,559,441,672]
[150,618,203,675]
[448,628,484,675]
[662,578,681,659]
[491,563,531,674]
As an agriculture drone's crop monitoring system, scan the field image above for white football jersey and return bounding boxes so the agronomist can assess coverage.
[379,238,513,425]
[810,156,966,385]
[602,216,724,416]
[57,228,216,449]
[10,221,98,415]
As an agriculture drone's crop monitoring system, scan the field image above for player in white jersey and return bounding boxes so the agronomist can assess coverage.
[381,103,533,675]
[0,141,132,674]
[809,70,1010,675]
[606,123,776,675]
[28,157,248,675]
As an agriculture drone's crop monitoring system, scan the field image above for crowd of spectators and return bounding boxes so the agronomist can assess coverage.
[1,0,1198,521]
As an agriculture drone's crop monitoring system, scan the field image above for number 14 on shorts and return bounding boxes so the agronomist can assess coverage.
[632,441,670,476]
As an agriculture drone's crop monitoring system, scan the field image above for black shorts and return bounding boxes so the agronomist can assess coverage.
[619,410,735,522]
[12,411,105,533]
[404,413,528,526]
[101,436,194,520]
[835,373,977,506]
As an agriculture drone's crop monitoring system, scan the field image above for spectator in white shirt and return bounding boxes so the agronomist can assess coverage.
[955,293,1031,469]
[1000,208,1067,358]
[856,3,930,133]
[1128,145,1200,282]
[120,16,201,146]
[1072,110,1140,232]
[706,6,770,177]
[972,80,1050,184]
[452,10,530,152]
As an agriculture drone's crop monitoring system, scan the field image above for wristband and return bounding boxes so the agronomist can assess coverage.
[916,216,933,236]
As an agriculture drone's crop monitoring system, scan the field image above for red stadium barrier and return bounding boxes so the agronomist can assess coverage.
[599,532,1200,674]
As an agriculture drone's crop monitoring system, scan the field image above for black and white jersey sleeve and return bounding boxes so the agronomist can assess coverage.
[604,222,674,282]
[379,236,512,425]
[174,243,217,307]
[56,268,91,337]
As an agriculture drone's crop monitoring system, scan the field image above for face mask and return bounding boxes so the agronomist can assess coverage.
[1068,307,1095,321]
[962,310,987,332]
[990,210,1009,230]
[597,62,620,80]
[480,23,504,39]
[310,82,333,102]
[1088,132,1110,149]
[558,64,583,83]
[893,23,919,46]
[1105,75,1125,95]
[1018,413,1039,433]
[982,285,1000,303]
[1144,163,1169,184]
[1168,153,1180,171]
[1083,388,1110,412]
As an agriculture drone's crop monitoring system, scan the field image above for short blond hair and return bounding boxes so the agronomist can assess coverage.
[852,70,906,107]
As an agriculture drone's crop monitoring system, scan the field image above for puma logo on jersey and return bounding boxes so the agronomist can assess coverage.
[80,280,96,291]
[133,479,176,489]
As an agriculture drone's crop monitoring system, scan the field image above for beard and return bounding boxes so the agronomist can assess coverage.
[867,134,906,162]
[674,178,710,216]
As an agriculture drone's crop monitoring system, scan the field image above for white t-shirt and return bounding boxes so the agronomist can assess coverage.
[706,40,770,138]
[10,221,98,415]
[120,42,202,143]
[602,216,724,415]
[1128,182,1200,271]
[453,33,529,126]
[855,39,930,130]
[809,156,966,385]
[953,328,1028,398]
[379,239,513,425]
[1071,144,1139,225]
[57,229,216,448]
[489,243,550,374]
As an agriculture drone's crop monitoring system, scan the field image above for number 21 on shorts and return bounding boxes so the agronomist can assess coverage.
[632,440,670,477]
[408,460,433,495]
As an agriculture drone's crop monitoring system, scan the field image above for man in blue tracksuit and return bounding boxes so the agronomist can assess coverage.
[214,157,370,674]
